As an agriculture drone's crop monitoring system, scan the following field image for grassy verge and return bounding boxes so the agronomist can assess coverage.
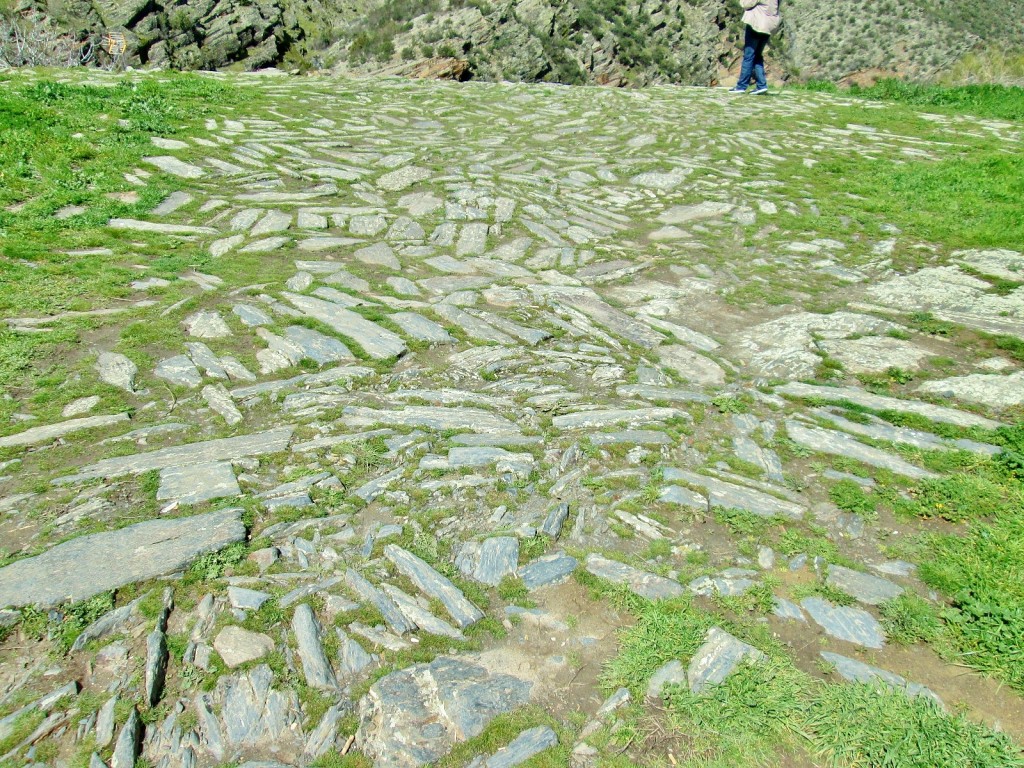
[600,597,1024,767]
[0,72,260,389]
[802,78,1024,122]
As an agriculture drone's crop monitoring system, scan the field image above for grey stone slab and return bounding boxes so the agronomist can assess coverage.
[154,355,203,388]
[298,236,365,251]
[251,210,292,237]
[305,703,348,760]
[344,405,518,434]
[152,191,193,216]
[337,628,377,677]
[688,574,756,597]
[390,312,455,344]
[145,628,167,706]
[688,627,764,694]
[284,293,407,360]
[376,166,430,192]
[110,708,141,768]
[214,626,275,669]
[279,575,344,609]
[292,604,338,689]
[801,597,885,649]
[58,427,294,483]
[228,587,272,610]
[217,664,303,752]
[518,552,578,590]
[646,660,687,699]
[616,385,711,403]
[96,352,138,392]
[659,485,709,509]
[433,304,514,344]
[108,218,215,235]
[186,342,227,379]
[0,412,129,449]
[473,726,558,768]
[345,569,414,635]
[448,447,534,469]
[775,383,1002,429]
[826,565,904,606]
[352,467,405,503]
[356,657,531,768]
[471,537,520,586]
[203,384,243,425]
[283,326,354,364]
[233,304,273,327]
[540,503,569,539]
[590,430,673,446]
[820,651,942,706]
[157,461,240,505]
[662,468,803,519]
[552,407,682,430]
[381,584,465,640]
[772,598,806,622]
[918,371,1024,409]
[785,421,936,480]
[0,508,244,608]
[72,596,143,652]
[143,156,205,178]
[355,242,401,270]
[585,554,684,600]
[95,695,117,747]
[184,311,232,339]
[384,545,483,629]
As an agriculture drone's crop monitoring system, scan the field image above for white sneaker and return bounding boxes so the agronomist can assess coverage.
[728,86,748,94]
[751,86,769,95]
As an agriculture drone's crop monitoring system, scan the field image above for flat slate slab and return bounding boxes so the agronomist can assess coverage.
[585,554,684,600]
[826,565,904,606]
[357,656,530,767]
[0,413,129,449]
[518,552,578,590]
[820,651,942,706]
[688,627,765,693]
[456,537,519,586]
[56,427,294,484]
[390,312,455,344]
[662,468,804,519]
[785,421,936,480]
[801,597,885,649]
[0,508,245,608]
[284,293,407,360]
[775,382,1001,429]
[344,406,518,434]
[157,461,240,505]
[468,726,558,768]
[384,545,483,628]
[552,408,682,430]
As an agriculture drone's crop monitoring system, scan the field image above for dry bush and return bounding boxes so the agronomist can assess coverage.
[0,13,93,68]
[943,49,1024,87]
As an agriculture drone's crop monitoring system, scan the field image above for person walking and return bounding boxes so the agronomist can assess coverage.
[730,0,782,95]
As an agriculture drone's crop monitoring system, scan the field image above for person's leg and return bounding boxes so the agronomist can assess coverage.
[752,32,769,90]
[734,25,757,90]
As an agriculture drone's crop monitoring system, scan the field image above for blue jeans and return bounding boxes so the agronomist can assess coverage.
[736,25,769,90]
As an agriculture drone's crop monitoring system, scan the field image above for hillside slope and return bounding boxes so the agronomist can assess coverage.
[5,0,1024,83]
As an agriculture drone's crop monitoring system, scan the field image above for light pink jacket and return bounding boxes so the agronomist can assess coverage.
[742,0,782,35]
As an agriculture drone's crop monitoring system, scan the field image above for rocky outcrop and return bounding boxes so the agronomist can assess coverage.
[11,0,1023,82]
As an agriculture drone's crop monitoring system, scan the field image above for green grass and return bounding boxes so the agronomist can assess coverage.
[0,73,261,390]
[804,78,1024,122]
[601,597,1024,767]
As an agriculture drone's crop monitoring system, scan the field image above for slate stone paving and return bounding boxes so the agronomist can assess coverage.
[0,71,1022,768]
